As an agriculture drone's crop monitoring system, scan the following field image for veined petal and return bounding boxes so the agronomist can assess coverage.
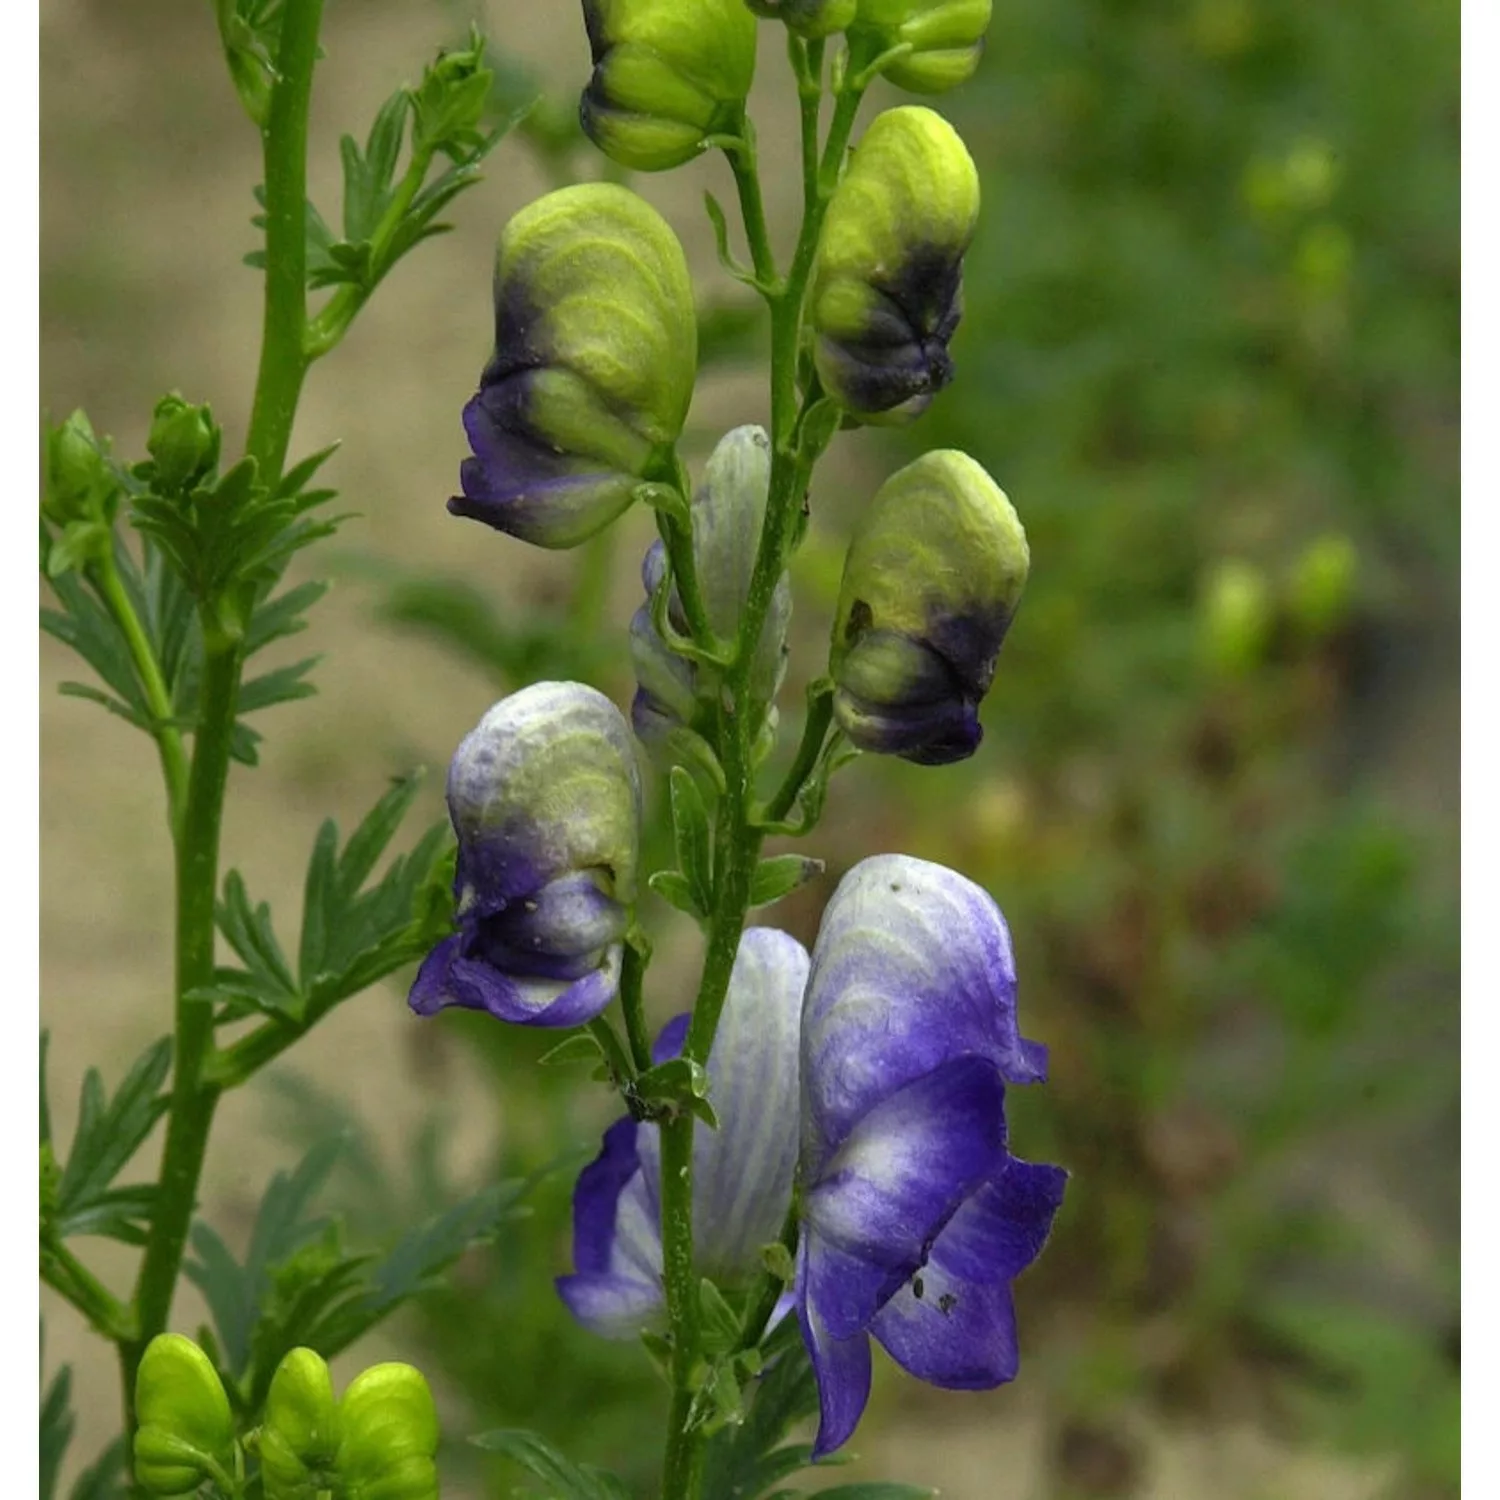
[409,935,622,1027]
[871,1154,1068,1387]
[801,854,1047,1173]
[802,1055,1006,1337]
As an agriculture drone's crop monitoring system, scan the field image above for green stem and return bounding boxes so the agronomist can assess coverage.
[620,935,654,1074]
[41,1238,135,1343]
[658,1113,703,1500]
[762,682,834,826]
[244,0,325,486]
[586,1016,637,1089]
[90,550,188,831]
[724,118,778,290]
[792,37,825,220]
[737,1208,799,1355]
[126,0,325,1411]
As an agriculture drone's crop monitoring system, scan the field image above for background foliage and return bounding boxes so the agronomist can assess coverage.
[41,0,1456,1496]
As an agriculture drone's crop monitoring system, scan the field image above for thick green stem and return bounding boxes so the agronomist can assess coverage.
[91,551,188,830]
[125,640,240,1392]
[124,0,325,1411]
[658,1114,703,1500]
[244,0,324,485]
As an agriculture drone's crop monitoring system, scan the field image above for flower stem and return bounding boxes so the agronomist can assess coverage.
[123,0,325,1415]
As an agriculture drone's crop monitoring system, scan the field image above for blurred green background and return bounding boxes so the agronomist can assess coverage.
[40,1,1458,1497]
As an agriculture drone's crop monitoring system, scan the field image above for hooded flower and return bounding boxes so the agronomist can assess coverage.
[581,0,758,171]
[852,1,993,93]
[629,425,791,761]
[809,106,979,425]
[796,855,1066,1456]
[409,683,642,1028]
[558,928,809,1335]
[452,183,697,548]
[829,449,1029,765]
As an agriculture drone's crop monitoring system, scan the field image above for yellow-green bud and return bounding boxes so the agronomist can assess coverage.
[453,183,696,548]
[854,1,992,92]
[1288,534,1357,638]
[830,449,1028,763]
[43,410,118,528]
[335,1363,440,1500]
[260,1348,340,1500]
[1201,559,1273,677]
[133,1334,235,1497]
[147,394,219,494]
[810,106,979,425]
[746,0,858,38]
[581,0,758,171]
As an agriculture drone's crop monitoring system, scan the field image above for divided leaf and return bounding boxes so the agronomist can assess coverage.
[471,1428,631,1500]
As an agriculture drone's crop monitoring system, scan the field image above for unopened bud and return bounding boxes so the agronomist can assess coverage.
[147,395,219,494]
[335,1363,440,1500]
[133,1334,234,1497]
[260,1348,340,1500]
[853,1,993,93]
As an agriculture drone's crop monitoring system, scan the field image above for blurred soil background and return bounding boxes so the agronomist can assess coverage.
[41,2,1458,1498]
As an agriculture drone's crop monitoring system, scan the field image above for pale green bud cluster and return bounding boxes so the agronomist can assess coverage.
[581,0,758,170]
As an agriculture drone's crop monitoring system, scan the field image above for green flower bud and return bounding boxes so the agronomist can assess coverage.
[853,1,992,92]
[260,1348,340,1500]
[1201,559,1273,677]
[810,106,979,425]
[1288,533,1357,638]
[581,0,758,171]
[133,1334,235,1497]
[147,394,220,495]
[746,0,858,38]
[42,410,119,528]
[335,1363,440,1500]
[830,449,1027,764]
[453,184,697,548]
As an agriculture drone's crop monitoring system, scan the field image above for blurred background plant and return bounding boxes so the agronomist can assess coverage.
[41,1,1456,1497]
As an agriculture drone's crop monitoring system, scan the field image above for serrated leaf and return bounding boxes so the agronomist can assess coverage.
[650,869,702,919]
[55,1038,172,1241]
[237,656,320,714]
[244,578,328,655]
[470,1429,630,1500]
[749,855,825,910]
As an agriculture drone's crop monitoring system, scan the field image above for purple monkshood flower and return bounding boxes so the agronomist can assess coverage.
[796,854,1067,1456]
[408,683,642,1028]
[558,929,809,1335]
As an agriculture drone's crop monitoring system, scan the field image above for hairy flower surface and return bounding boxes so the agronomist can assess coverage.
[558,928,809,1334]
[452,184,696,548]
[581,0,758,170]
[796,855,1065,1455]
[630,425,791,759]
[853,1,993,92]
[409,683,641,1027]
[810,106,979,424]
[830,448,1029,764]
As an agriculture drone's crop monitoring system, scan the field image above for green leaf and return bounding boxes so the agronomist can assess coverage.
[669,766,714,914]
[237,656,320,715]
[702,1338,821,1500]
[68,1438,129,1500]
[538,1033,607,1068]
[470,1428,631,1500]
[698,1278,742,1359]
[40,1362,74,1500]
[54,1038,172,1242]
[749,855,824,910]
[633,1057,718,1128]
[649,869,702,920]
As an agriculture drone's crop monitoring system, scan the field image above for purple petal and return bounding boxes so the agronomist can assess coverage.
[571,1118,641,1275]
[407,935,622,1027]
[802,855,1048,1175]
[796,1237,874,1460]
[871,1156,1068,1388]
[652,1013,690,1065]
[554,1271,664,1339]
[803,1056,1007,1339]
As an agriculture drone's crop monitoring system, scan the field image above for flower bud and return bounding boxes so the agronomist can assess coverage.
[335,1363,439,1500]
[409,683,643,1028]
[260,1348,340,1500]
[42,410,119,528]
[1288,533,1357,638]
[853,1,993,93]
[629,426,790,758]
[133,1334,235,1497]
[810,106,979,425]
[452,183,697,548]
[746,0,858,38]
[581,0,758,171]
[147,395,220,494]
[830,450,1027,764]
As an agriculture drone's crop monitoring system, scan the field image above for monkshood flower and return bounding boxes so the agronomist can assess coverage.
[558,928,808,1334]
[829,449,1028,764]
[746,0,858,39]
[809,106,979,425]
[629,425,791,760]
[797,855,1066,1456]
[452,183,696,548]
[581,0,758,171]
[852,1,993,93]
[408,683,641,1027]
